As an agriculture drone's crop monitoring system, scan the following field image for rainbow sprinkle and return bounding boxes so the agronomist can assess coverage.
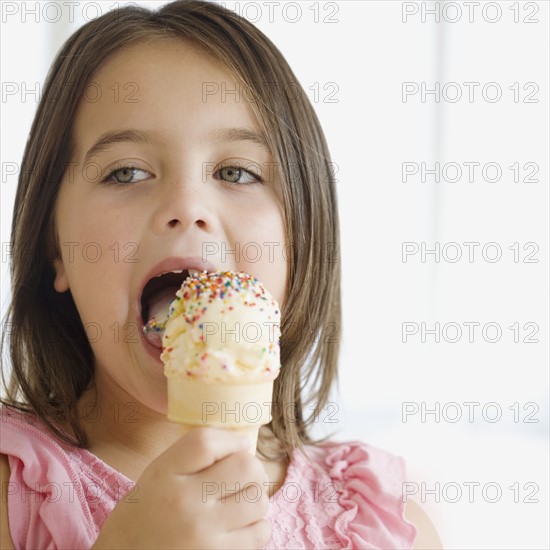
[161,270,282,382]
[174,271,277,326]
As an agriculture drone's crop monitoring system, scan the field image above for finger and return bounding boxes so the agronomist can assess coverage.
[198,450,268,497]
[226,518,272,550]
[212,487,270,531]
[158,427,251,475]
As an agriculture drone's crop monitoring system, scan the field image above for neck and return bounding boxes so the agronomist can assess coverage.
[77,375,182,480]
[76,371,289,491]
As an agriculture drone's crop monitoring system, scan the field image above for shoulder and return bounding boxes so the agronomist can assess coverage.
[302,441,443,550]
[0,405,75,474]
[291,440,419,548]
[404,500,443,549]
[0,406,101,549]
[300,439,411,496]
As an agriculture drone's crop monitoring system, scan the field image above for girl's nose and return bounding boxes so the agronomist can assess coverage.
[151,174,215,235]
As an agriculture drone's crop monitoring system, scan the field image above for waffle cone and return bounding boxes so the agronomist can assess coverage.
[167,378,274,454]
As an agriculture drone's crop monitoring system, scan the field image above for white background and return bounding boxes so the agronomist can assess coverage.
[1,1,549,548]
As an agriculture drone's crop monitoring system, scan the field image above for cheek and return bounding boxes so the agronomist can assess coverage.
[63,260,128,328]
[230,199,288,306]
[55,200,137,324]
[57,196,136,266]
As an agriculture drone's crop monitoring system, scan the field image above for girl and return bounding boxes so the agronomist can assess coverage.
[0,1,440,548]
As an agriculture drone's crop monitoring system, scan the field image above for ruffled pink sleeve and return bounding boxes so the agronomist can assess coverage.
[265,440,417,549]
[0,408,134,550]
[324,441,417,549]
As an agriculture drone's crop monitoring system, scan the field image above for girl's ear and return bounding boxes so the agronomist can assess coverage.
[48,221,69,293]
[53,256,70,293]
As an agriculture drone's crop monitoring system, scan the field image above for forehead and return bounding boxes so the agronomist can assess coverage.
[71,38,262,159]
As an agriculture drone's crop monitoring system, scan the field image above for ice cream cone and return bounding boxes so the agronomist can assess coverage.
[167,378,273,455]
[153,271,281,456]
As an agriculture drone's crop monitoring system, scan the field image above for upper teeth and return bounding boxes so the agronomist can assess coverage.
[155,268,203,278]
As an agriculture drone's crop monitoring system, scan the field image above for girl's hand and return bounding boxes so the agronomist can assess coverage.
[92,428,271,549]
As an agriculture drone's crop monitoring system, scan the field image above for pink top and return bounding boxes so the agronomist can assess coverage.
[0,408,416,549]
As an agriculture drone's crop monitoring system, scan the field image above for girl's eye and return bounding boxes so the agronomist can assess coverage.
[217,166,262,185]
[103,166,151,185]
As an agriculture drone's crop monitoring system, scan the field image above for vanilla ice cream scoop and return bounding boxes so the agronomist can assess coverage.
[161,271,281,383]
[160,271,281,447]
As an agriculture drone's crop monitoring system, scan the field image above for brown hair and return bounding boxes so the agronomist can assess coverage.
[0,0,340,461]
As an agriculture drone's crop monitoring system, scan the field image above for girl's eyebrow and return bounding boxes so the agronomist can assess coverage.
[83,127,270,165]
[83,129,163,165]
[209,127,270,153]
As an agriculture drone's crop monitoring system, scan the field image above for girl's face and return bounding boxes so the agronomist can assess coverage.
[52,39,287,413]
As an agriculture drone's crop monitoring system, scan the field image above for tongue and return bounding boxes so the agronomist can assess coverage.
[142,286,179,348]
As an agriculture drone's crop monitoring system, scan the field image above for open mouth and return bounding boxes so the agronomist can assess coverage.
[140,269,208,349]
[140,269,191,328]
